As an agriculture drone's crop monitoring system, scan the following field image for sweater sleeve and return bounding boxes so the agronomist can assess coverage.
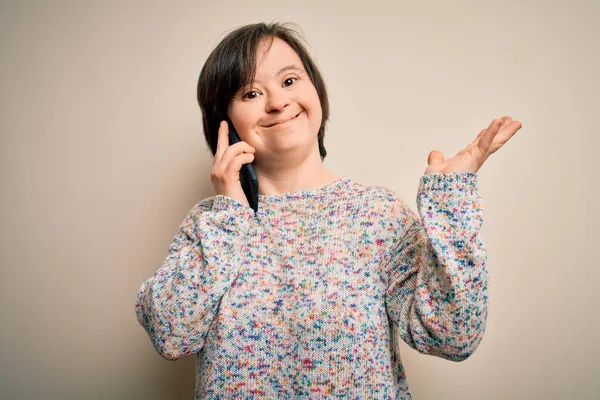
[385,173,489,362]
[135,195,254,360]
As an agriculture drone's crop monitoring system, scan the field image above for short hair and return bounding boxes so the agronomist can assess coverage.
[196,22,330,161]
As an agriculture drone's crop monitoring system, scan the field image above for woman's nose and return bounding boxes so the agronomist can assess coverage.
[265,89,290,113]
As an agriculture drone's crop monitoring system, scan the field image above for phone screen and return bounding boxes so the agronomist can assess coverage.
[226,120,259,212]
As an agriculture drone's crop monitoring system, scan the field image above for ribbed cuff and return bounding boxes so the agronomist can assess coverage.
[418,173,478,193]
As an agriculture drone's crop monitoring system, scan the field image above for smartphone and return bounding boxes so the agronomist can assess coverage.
[227,120,259,213]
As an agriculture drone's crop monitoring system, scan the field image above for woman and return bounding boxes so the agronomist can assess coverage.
[135,22,522,399]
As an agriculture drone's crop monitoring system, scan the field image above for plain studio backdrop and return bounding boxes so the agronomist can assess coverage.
[1,0,598,399]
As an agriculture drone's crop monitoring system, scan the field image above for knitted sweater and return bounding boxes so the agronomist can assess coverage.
[135,173,488,399]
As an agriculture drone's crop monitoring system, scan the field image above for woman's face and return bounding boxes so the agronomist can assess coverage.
[227,37,322,165]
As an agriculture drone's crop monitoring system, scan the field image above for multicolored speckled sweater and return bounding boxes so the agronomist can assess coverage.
[135,173,488,399]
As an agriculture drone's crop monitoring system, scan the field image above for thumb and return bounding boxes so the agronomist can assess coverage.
[427,150,445,166]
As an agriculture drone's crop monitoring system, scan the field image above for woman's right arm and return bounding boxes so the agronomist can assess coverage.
[135,195,254,360]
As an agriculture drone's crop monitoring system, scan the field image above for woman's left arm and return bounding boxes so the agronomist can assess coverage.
[385,116,522,361]
[386,172,487,361]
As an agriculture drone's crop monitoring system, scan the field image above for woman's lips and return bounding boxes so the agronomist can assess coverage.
[265,111,302,128]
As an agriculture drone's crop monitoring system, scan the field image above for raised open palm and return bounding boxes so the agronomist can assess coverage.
[425,116,523,174]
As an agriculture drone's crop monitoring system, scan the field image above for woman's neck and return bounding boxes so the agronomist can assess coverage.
[256,166,340,196]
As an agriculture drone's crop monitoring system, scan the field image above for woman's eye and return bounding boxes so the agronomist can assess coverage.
[284,77,297,86]
[242,90,259,100]
[241,77,297,99]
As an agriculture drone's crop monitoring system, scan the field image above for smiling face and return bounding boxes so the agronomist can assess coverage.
[227,37,322,167]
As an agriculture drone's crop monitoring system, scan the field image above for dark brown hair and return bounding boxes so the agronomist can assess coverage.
[196,22,330,161]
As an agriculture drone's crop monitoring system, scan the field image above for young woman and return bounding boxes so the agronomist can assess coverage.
[135,22,522,398]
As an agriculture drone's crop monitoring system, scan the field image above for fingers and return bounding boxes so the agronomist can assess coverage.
[226,152,255,175]
[214,121,230,163]
[215,120,256,160]
[475,116,512,141]
[475,128,486,140]
[500,116,513,126]
[477,116,523,156]
[494,118,522,145]
[213,120,255,170]
[478,117,505,153]
[427,150,445,166]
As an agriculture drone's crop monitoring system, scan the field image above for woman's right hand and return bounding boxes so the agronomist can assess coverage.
[210,121,256,207]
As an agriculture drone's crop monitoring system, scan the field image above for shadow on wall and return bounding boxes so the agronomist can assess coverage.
[120,355,196,399]
[149,356,196,398]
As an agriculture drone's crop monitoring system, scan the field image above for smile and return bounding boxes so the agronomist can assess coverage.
[265,111,302,128]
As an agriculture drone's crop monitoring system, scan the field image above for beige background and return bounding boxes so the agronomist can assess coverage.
[1,0,598,399]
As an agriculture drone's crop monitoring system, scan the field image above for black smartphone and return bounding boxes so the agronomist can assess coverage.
[226,120,259,213]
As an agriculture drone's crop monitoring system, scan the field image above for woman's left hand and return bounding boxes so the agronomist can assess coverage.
[424,116,523,174]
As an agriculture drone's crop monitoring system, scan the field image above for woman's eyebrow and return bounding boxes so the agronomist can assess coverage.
[254,64,304,84]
